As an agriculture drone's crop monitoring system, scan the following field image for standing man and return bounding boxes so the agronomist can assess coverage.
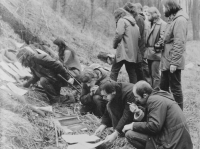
[94,81,135,143]
[145,7,166,90]
[160,0,189,109]
[110,8,142,84]
[16,48,74,104]
[123,81,193,149]
[123,2,150,84]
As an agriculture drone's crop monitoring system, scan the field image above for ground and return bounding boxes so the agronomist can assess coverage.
[0,0,200,148]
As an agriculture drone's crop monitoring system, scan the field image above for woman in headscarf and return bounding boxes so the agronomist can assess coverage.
[53,38,82,78]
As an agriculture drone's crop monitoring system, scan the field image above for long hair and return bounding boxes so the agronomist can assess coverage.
[78,69,97,84]
[162,0,181,17]
[114,8,129,23]
[16,48,34,68]
[123,2,138,18]
[53,38,75,61]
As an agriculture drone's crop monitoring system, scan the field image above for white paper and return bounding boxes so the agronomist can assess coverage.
[67,141,104,149]
[7,82,28,95]
[62,134,100,144]
[0,85,12,92]
[0,68,16,82]
[0,61,19,77]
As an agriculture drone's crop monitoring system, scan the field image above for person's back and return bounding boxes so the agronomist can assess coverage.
[146,91,192,149]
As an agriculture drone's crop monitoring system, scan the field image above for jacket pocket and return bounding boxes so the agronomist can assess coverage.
[163,44,172,61]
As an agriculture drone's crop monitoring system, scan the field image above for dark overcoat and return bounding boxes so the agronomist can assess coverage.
[132,90,193,149]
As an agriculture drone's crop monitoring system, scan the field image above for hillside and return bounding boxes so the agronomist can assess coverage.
[0,0,200,149]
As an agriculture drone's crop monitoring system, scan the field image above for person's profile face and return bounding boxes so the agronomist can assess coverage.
[133,88,147,106]
[101,90,115,102]
[147,13,153,22]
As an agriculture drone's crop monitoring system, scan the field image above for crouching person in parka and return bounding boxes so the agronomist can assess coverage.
[16,48,74,104]
[123,81,193,149]
[78,67,109,117]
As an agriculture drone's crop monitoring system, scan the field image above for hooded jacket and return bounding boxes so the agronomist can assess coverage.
[113,14,142,63]
[160,10,189,70]
[131,90,193,149]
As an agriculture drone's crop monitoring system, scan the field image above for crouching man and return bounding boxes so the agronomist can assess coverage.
[123,81,193,149]
[94,81,135,143]
[78,67,109,117]
[16,48,74,104]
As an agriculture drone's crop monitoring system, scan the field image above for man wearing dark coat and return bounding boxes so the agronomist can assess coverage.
[123,81,193,149]
[145,7,166,90]
[94,81,135,143]
[16,48,74,104]
[79,66,109,117]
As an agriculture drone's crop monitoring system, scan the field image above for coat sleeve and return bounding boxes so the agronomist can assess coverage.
[113,19,125,49]
[80,83,93,105]
[155,21,167,46]
[101,107,112,128]
[115,93,134,133]
[132,96,167,135]
[36,54,70,80]
[170,17,188,66]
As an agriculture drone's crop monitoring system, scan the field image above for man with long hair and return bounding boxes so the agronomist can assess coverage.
[16,48,74,104]
[145,7,166,90]
[53,38,82,78]
[160,0,189,109]
[78,67,108,117]
[110,8,142,83]
[123,81,193,149]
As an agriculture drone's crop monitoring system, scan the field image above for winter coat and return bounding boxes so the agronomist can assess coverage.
[160,10,189,71]
[101,82,135,133]
[80,67,109,105]
[145,18,167,60]
[23,53,70,87]
[132,90,193,149]
[135,14,146,57]
[61,50,82,72]
[113,16,142,63]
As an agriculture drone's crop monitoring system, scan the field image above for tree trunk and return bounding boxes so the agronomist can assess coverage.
[90,0,94,20]
[52,0,58,11]
[192,0,200,40]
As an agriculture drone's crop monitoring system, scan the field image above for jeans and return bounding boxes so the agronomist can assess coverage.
[80,95,107,117]
[125,130,148,149]
[148,60,160,91]
[110,60,144,84]
[160,70,183,110]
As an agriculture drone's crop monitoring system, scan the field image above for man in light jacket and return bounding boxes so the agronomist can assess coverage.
[160,0,189,110]
[110,8,142,84]
[123,81,193,149]
[145,7,166,90]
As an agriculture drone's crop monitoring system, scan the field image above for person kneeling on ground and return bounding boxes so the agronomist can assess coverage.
[16,48,74,104]
[123,81,193,149]
[78,67,109,117]
[94,81,135,143]
[53,38,82,79]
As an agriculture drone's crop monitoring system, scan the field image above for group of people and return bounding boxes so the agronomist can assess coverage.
[15,0,193,148]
